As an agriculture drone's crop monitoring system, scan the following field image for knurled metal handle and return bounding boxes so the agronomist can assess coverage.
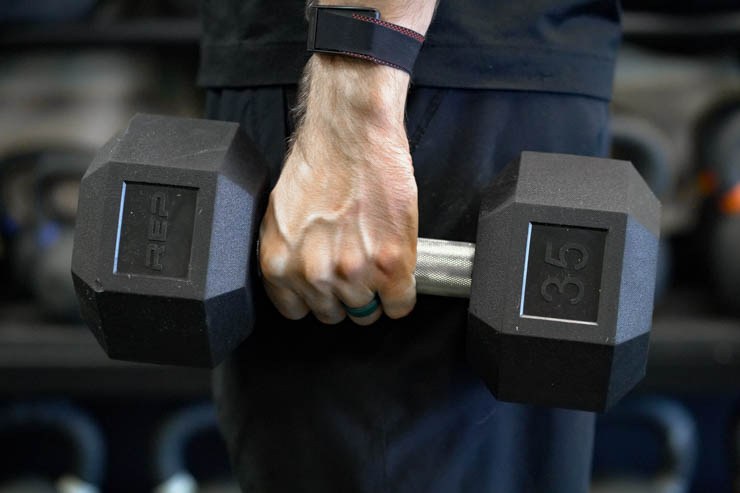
[415,238,475,298]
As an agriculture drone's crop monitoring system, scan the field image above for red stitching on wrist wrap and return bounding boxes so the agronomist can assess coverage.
[351,14,426,43]
[339,51,405,71]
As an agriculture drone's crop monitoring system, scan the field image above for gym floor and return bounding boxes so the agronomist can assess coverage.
[1,2,740,492]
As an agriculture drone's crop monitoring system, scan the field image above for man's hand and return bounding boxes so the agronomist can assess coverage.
[259,56,418,325]
[260,0,437,325]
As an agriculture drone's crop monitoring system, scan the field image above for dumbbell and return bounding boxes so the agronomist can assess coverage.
[72,114,660,411]
[610,115,674,302]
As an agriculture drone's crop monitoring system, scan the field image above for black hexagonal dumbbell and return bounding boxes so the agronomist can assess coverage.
[72,114,660,412]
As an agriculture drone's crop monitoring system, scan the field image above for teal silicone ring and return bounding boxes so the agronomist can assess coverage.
[343,296,380,318]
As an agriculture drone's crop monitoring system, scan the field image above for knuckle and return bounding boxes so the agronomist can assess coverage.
[382,278,416,319]
[303,263,333,291]
[374,245,410,277]
[335,254,366,281]
[260,250,289,281]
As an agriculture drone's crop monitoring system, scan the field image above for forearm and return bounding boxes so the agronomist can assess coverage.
[297,56,408,155]
[299,0,439,147]
[298,0,439,132]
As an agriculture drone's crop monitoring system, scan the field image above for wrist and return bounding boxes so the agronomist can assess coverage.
[302,54,410,134]
[289,57,413,176]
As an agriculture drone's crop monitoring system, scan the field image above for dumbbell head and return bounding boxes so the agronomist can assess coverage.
[609,116,674,303]
[467,152,660,412]
[71,114,268,367]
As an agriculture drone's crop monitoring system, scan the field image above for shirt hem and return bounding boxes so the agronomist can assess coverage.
[197,42,615,101]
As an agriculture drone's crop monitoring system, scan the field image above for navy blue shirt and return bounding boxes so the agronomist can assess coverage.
[201,3,619,491]
[198,0,621,100]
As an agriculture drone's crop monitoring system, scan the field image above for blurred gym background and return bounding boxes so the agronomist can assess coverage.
[0,2,739,492]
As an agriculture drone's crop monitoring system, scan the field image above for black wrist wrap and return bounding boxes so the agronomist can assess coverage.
[307,6,425,74]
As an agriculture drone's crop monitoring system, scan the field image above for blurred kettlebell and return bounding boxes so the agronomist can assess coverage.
[8,148,91,320]
[153,403,238,493]
[694,100,740,313]
[1,153,41,300]
[0,402,105,493]
[592,396,697,493]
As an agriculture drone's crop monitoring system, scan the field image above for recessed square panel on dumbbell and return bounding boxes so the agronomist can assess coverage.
[115,182,198,279]
[72,114,660,412]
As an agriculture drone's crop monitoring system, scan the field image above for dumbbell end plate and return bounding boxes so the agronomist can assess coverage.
[71,114,268,367]
[467,152,660,411]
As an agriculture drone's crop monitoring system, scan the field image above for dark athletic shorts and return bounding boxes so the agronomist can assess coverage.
[207,87,610,493]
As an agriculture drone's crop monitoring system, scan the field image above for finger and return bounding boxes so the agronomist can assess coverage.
[259,215,311,320]
[372,245,417,319]
[333,252,382,325]
[258,216,291,286]
[263,278,310,320]
[334,283,382,326]
[346,304,382,326]
[376,275,416,319]
[300,252,347,325]
[300,284,347,324]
